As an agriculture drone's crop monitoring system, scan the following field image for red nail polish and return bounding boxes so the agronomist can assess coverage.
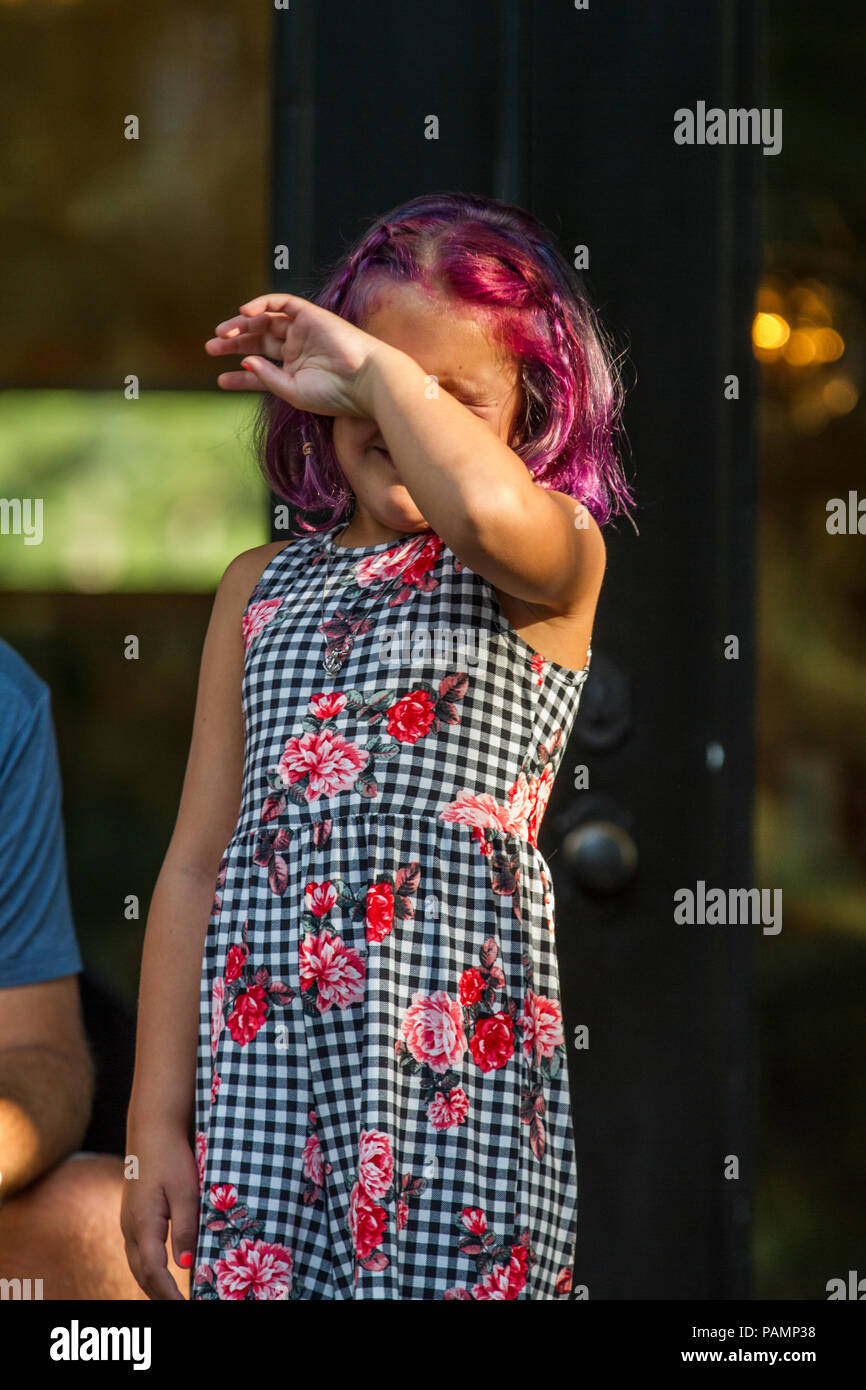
[241,362,254,371]
[179,1251,193,1268]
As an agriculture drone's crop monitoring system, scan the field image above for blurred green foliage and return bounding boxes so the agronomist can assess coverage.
[0,391,267,590]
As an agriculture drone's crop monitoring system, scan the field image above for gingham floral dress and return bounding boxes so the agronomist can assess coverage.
[191,523,591,1301]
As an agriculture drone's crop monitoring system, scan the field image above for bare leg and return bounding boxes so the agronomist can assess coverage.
[0,1152,191,1300]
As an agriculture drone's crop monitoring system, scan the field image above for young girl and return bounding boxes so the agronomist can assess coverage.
[122,192,634,1301]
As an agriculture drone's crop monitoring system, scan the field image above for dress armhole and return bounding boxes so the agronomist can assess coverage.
[242,540,294,615]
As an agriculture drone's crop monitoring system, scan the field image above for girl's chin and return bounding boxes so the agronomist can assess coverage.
[372,488,424,522]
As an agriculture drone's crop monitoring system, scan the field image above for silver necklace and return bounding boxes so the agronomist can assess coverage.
[317,524,419,674]
[318,524,352,674]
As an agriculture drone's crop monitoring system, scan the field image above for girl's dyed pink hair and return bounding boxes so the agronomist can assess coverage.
[252,191,635,531]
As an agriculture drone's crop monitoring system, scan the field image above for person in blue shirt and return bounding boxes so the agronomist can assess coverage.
[0,637,187,1298]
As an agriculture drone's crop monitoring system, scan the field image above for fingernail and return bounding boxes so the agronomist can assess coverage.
[179,1251,193,1268]
[241,360,254,371]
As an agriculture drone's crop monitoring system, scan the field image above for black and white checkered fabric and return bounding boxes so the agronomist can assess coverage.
[192,524,591,1301]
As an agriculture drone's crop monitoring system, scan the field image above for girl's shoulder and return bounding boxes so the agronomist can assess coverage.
[220,538,296,612]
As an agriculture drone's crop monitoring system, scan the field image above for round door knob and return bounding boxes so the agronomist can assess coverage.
[561,819,638,895]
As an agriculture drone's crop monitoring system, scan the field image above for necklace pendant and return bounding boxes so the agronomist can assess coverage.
[323,647,345,674]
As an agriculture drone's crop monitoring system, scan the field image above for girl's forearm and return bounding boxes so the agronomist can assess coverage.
[356,346,534,547]
[127,860,216,1136]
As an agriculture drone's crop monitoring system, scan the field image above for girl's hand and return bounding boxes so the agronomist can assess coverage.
[120,1123,201,1300]
[204,292,394,417]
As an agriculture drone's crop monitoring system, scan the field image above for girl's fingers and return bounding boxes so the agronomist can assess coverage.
[238,292,307,316]
[215,369,267,391]
[205,330,285,358]
[214,310,289,338]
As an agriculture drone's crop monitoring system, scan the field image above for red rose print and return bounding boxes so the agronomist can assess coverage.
[397,1198,409,1230]
[357,1129,394,1201]
[226,984,268,1045]
[208,1183,238,1212]
[427,1086,470,1130]
[279,729,368,803]
[471,1248,528,1300]
[349,1181,388,1259]
[519,989,564,1065]
[400,990,467,1074]
[460,1207,487,1235]
[555,1265,573,1295]
[386,689,436,743]
[469,1012,515,1072]
[213,1237,294,1300]
[210,1071,221,1105]
[354,534,442,591]
[304,880,338,918]
[309,691,347,719]
[299,930,366,1013]
[458,967,485,1005]
[365,881,394,943]
[225,944,247,982]
[400,537,442,587]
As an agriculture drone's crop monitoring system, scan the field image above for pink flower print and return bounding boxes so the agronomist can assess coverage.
[226,984,268,1045]
[438,790,522,837]
[427,1086,470,1130]
[397,1198,409,1230]
[304,880,338,917]
[505,766,555,847]
[243,598,282,652]
[210,1071,221,1105]
[400,990,467,1074]
[503,772,534,837]
[301,1126,332,1206]
[519,989,564,1066]
[213,1238,294,1300]
[365,881,394,943]
[309,691,347,720]
[195,1131,207,1192]
[527,764,555,846]
[279,729,368,804]
[386,689,436,743]
[208,1183,238,1212]
[303,1133,327,1187]
[210,978,225,1057]
[299,930,366,1013]
[460,1207,488,1235]
[225,943,248,982]
[357,1129,394,1201]
[349,1181,388,1260]
[539,868,555,935]
[530,652,546,687]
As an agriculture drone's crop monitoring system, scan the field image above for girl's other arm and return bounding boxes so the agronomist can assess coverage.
[122,542,284,1300]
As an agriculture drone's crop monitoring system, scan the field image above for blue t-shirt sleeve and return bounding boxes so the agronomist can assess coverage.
[0,655,83,988]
